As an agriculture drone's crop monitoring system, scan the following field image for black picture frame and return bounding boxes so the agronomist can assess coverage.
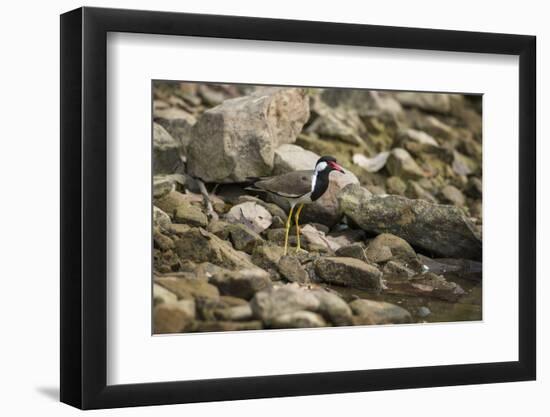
[60,6,536,410]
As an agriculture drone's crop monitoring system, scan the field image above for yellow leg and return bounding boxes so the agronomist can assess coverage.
[283,204,295,256]
[294,203,304,253]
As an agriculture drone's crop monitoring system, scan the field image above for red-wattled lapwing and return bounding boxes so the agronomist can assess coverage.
[249,156,345,255]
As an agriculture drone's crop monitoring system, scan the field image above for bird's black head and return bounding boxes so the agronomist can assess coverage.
[314,155,345,174]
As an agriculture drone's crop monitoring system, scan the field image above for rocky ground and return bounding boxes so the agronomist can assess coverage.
[152,82,483,334]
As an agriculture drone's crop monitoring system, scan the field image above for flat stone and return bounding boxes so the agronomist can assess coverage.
[209,268,272,300]
[155,275,220,301]
[273,144,320,175]
[335,243,368,262]
[350,299,412,325]
[314,257,383,290]
[250,284,321,325]
[225,202,273,234]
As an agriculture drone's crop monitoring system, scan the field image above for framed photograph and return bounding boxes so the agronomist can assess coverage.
[60,6,536,409]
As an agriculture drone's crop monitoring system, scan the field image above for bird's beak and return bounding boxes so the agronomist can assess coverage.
[329,161,345,174]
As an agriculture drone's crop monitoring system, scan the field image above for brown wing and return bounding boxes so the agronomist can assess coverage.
[253,170,313,198]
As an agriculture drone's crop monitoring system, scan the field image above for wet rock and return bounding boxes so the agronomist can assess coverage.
[385,272,465,302]
[278,256,310,283]
[366,233,416,263]
[314,257,383,290]
[174,228,256,269]
[440,185,466,207]
[352,152,390,173]
[271,311,327,328]
[154,301,196,333]
[386,148,426,180]
[417,306,431,318]
[335,243,368,262]
[311,290,353,326]
[273,144,319,174]
[350,299,412,325]
[395,92,451,114]
[155,275,220,301]
[209,268,272,300]
[187,88,310,182]
[193,321,263,332]
[339,184,482,260]
[227,223,264,254]
[174,202,208,227]
[153,122,182,174]
[250,284,320,325]
[225,202,273,234]
[153,283,178,306]
[382,259,417,278]
[420,256,482,281]
[386,176,407,195]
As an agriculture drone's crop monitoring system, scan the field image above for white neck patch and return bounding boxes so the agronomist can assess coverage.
[311,161,328,192]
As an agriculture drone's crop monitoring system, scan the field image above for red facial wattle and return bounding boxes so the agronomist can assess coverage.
[328,161,345,173]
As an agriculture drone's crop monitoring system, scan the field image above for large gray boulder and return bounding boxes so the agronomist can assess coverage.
[338,184,482,260]
[187,88,310,182]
